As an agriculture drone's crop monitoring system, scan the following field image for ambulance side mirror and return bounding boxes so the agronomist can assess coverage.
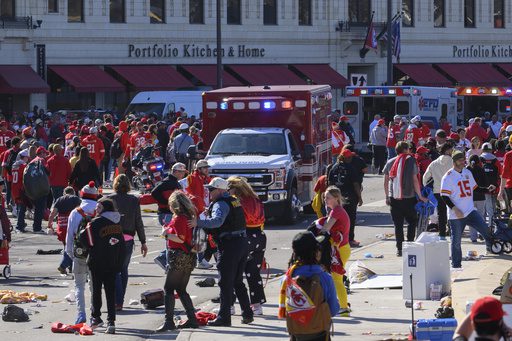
[303,144,315,160]
[187,145,197,159]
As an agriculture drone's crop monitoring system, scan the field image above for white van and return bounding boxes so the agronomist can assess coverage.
[125,91,204,120]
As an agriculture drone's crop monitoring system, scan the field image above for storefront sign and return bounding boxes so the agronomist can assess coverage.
[128,44,266,59]
[452,45,512,58]
[36,44,46,80]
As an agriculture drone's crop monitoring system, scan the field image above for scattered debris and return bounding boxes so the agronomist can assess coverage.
[195,278,215,287]
[129,281,148,286]
[128,299,139,306]
[2,305,30,322]
[36,249,62,255]
[0,290,47,304]
[65,291,76,303]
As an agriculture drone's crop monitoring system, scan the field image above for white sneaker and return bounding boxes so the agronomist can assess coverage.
[251,303,263,316]
[196,259,213,269]
[212,305,236,315]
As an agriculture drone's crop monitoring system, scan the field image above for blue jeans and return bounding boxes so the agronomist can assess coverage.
[73,258,89,319]
[387,147,397,159]
[16,204,26,231]
[115,239,134,306]
[449,210,492,268]
[60,251,73,270]
[32,196,47,231]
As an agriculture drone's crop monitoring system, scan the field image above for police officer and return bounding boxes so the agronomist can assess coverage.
[198,177,254,327]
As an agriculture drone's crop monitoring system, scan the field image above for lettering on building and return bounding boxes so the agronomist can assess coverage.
[452,45,512,58]
[128,44,266,59]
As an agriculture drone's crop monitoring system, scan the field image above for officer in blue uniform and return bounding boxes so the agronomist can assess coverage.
[198,177,254,327]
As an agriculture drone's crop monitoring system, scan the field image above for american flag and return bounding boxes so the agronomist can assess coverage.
[382,19,401,62]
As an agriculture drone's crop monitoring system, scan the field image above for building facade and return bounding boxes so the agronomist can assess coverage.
[0,0,510,116]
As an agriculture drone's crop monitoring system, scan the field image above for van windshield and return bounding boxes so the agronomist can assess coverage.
[125,103,165,116]
[210,133,287,156]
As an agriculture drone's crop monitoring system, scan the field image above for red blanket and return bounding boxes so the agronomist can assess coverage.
[51,322,93,335]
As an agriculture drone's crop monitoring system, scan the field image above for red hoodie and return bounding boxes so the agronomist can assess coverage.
[47,153,72,187]
[465,123,489,142]
[81,134,105,167]
[184,170,211,213]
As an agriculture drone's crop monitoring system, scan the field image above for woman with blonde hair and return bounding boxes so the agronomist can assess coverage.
[227,176,266,315]
[156,191,199,331]
[466,136,482,159]
[320,185,351,317]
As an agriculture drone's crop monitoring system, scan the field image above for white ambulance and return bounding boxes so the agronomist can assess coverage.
[341,86,458,143]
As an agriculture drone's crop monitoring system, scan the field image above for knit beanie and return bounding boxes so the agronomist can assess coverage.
[80,181,98,200]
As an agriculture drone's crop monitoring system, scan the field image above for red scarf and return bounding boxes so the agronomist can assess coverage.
[389,154,420,199]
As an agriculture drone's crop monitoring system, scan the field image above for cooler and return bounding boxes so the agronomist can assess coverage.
[416,318,457,341]
[402,239,451,300]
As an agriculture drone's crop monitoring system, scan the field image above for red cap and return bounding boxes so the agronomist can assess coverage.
[471,297,506,323]
[105,123,114,131]
[22,127,32,136]
[378,119,385,126]
[339,116,349,121]
[0,121,7,127]
[36,146,47,155]
[80,126,89,135]
[119,121,128,132]
[141,117,148,123]
[449,132,460,141]
[69,125,76,131]
[341,149,356,158]
[416,146,429,154]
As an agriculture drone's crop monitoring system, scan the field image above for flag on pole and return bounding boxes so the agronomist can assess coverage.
[392,19,401,62]
[364,16,378,51]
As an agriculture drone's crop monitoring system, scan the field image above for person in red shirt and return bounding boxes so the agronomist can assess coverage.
[81,127,105,167]
[129,122,150,158]
[47,144,72,201]
[405,115,430,148]
[34,118,48,147]
[189,126,201,145]
[115,121,131,174]
[11,149,29,232]
[331,122,350,164]
[167,117,183,137]
[2,136,21,210]
[415,146,432,178]
[320,186,351,317]
[0,121,15,155]
[466,117,490,143]
[498,135,512,212]
[157,191,199,332]
[386,115,403,159]
[181,160,211,214]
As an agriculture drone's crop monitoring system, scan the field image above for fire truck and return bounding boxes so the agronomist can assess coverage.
[341,86,458,143]
[455,86,512,124]
[196,85,331,223]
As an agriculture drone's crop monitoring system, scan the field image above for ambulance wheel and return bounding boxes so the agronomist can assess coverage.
[503,241,512,254]
[281,187,300,225]
[3,265,11,279]
[491,241,503,254]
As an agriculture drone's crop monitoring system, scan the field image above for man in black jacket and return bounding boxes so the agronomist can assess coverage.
[81,197,125,334]
[151,162,187,225]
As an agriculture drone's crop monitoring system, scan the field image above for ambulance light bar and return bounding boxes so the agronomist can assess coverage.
[388,89,396,95]
[458,87,512,96]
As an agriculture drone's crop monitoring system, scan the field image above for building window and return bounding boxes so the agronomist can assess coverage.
[68,0,84,22]
[264,0,277,25]
[110,0,125,23]
[298,0,312,25]
[150,0,165,23]
[434,0,444,27]
[0,0,15,18]
[494,0,505,28]
[227,0,241,25]
[48,0,58,13]
[348,0,370,24]
[402,0,414,27]
[464,0,475,27]
[189,0,204,24]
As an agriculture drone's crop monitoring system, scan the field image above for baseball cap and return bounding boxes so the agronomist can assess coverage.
[339,115,349,121]
[449,132,460,141]
[416,146,429,154]
[179,123,190,130]
[292,231,325,257]
[35,119,43,125]
[470,296,506,323]
[18,149,29,158]
[36,146,47,155]
[378,119,385,126]
[482,142,493,151]
[171,162,187,172]
[22,127,32,136]
[195,159,210,170]
[206,177,229,190]
[393,115,401,121]
[80,126,89,135]
[80,181,98,200]
[89,127,98,135]
[411,115,421,123]
[452,151,465,162]
[341,149,356,158]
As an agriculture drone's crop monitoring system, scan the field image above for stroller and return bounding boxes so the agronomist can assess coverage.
[414,187,438,238]
[489,213,512,254]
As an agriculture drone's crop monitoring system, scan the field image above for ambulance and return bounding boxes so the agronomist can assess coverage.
[455,86,512,124]
[341,86,458,143]
[195,85,332,224]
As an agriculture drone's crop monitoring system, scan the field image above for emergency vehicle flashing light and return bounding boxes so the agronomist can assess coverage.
[220,102,228,110]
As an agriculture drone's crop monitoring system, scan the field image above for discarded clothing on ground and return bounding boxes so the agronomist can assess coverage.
[195,311,217,326]
[51,322,93,335]
[2,305,29,322]
[195,278,215,287]
[36,249,62,255]
[0,290,47,304]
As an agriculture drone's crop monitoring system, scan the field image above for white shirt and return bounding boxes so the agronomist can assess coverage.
[456,138,471,152]
[369,120,379,143]
[488,120,502,138]
[440,168,477,220]
[65,199,97,258]
[422,155,453,194]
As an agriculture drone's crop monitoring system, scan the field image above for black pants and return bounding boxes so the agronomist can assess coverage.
[434,193,448,237]
[390,197,418,251]
[373,145,387,173]
[245,229,267,305]
[90,270,116,323]
[343,200,357,242]
[163,250,196,322]
[217,236,252,322]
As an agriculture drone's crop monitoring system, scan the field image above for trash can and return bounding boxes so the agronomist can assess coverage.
[402,234,451,300]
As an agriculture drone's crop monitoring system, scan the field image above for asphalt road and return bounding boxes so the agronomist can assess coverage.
[0,172,394,340]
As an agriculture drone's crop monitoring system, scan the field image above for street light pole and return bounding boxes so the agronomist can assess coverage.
[386,0,393,85]
[216,0,223,89]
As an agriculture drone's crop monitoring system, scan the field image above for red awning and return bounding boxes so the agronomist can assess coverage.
[229,65,307,86]
[181,65,242,87]
[292,64,348,88]
[435,63,511,87]
[394,64,452,87]
[495,63,512,78]
[0,65,49,94]
[49,65,124,93]
[110,65,192,90]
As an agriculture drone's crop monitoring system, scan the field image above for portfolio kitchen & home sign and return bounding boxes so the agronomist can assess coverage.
[128,43,266,59]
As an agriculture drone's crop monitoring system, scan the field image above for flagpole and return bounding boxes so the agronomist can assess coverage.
[386,0,393,85]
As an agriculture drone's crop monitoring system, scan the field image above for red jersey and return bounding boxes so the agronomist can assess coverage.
[114,131,130,155]
[184,170,211,213]
[165,215,192,252]
[0,130,14,155]
[81,135,105,167]
[11,162,26,204]
[386,124,402,148]
[404,126,428,146]
[331,128,349,156]
[501,150,512,189]
[129,132,150,156]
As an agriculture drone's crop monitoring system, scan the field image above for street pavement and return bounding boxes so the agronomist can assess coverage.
[0,174,510,340]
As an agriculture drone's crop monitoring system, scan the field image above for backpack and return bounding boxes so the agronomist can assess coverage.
[110,135,123,160]
[482,159,499,186]
[3,149,18,174]
[285,270,331,336]
[2,305,29,322]
[73,208,94,259]
[22,160,50,200]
